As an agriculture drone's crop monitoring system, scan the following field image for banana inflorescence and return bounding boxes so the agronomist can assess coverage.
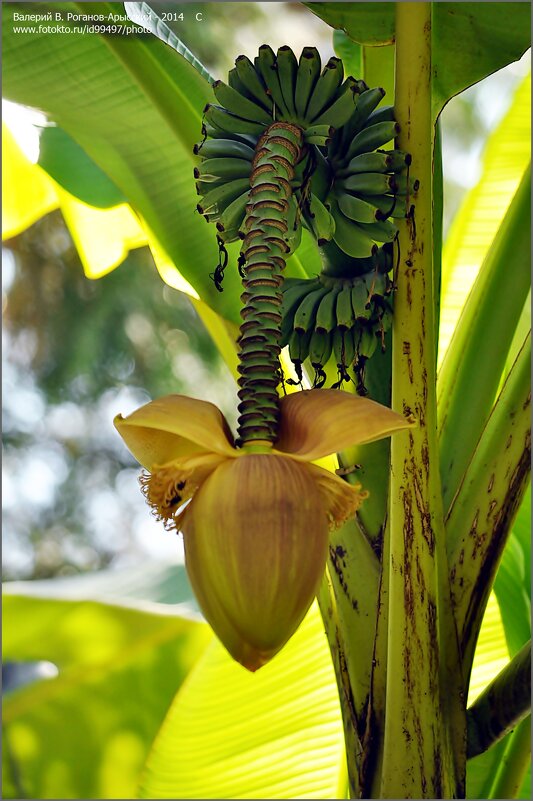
[194,45,412,412]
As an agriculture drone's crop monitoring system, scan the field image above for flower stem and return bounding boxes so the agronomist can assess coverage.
[236,122,303,446]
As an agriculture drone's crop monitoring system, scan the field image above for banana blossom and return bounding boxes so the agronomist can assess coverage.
[115,389,413,671]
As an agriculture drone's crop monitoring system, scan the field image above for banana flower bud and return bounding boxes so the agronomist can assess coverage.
[115,389,413,671]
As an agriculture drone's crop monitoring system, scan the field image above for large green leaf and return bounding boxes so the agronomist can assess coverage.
[125,1,215,84]
[430,3,531,118]
[306,3,530,119]
[3,578,211,800]
[494,528,531,657]
[438,167,531,511]
[307,3,395,46]
[2,1,245,325]
[466,486,531,799]
[438,73,531,365]
[38,125,125,208]
[5,558,199,608]
[139,601,347,800]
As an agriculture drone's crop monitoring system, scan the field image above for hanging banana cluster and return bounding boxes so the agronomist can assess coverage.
[194,44,412,405]
[194,44,360,251]
[280,249,393,392]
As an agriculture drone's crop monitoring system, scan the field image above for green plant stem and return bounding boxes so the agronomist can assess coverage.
[486,716,532,800]
[318,516,381,799]
[467,639,531,758]
[448,332,531,673]
[318,569,363,800]
[361,514,390,797]
[438,166,531,511]
[380,4,461,796]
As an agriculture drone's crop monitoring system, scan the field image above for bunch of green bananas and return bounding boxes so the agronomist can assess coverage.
[194,45,414,257]
[320,87,416,259]
[194,44,412,392]
[194,45,405,249]
[194,44,359,247]
[280,245,393,390]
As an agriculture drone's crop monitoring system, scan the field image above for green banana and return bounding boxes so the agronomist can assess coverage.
[288,327,312,368]
[193,138,255,160]
[213,80,273,124]
[336,283,355,329]
[204,125,257,148]
[228,66,255,103]
[377,301,393,332]
[204,104,266,136]
[331,200,377,258]
[305,57,344,122]
[359,193,407,219]
[276,46,298,117]
[351,279,371,319]
[315,285,341,332]
[337,193,380,224]
[345,120,400,160]
[340,172,397,195]
[392,175,420,196]
[358,326,378,359]
[340,149,410,176]
[309,329,333,367]
[194,157,251,182]
[295,47,321,120]
[292,285,329,332]
[312,78,358,128]
[215,190,249,240]
[357,217,398,243]
[281,278,319,313]
[195,178,226,197]
[234,55,272,112]
[306,193,336,243]
[333,326,356,369]
[338,86,386,148]
[255,45,292,118]
[280,281,314,346]
[303,124,334,146]
[197,178,251,215]
[309,148,331,200]
[365,104,395,127]
[365,271,388,299]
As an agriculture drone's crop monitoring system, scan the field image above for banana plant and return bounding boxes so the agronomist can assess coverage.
[2,1,531,798]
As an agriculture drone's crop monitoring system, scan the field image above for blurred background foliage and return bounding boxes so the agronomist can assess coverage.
[2,1,528,582]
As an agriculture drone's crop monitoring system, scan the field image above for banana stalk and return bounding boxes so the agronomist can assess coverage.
[380,5,464,796]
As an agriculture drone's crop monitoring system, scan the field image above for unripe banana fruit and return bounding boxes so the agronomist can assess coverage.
[195,44,412,258]
[193,44,413,389]
[279,270,394,391]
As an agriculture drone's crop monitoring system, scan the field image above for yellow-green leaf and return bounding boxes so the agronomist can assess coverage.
[3,589,211,800]
[439,73,531,365]
[2,122,57,238]
[139,601,347,800]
